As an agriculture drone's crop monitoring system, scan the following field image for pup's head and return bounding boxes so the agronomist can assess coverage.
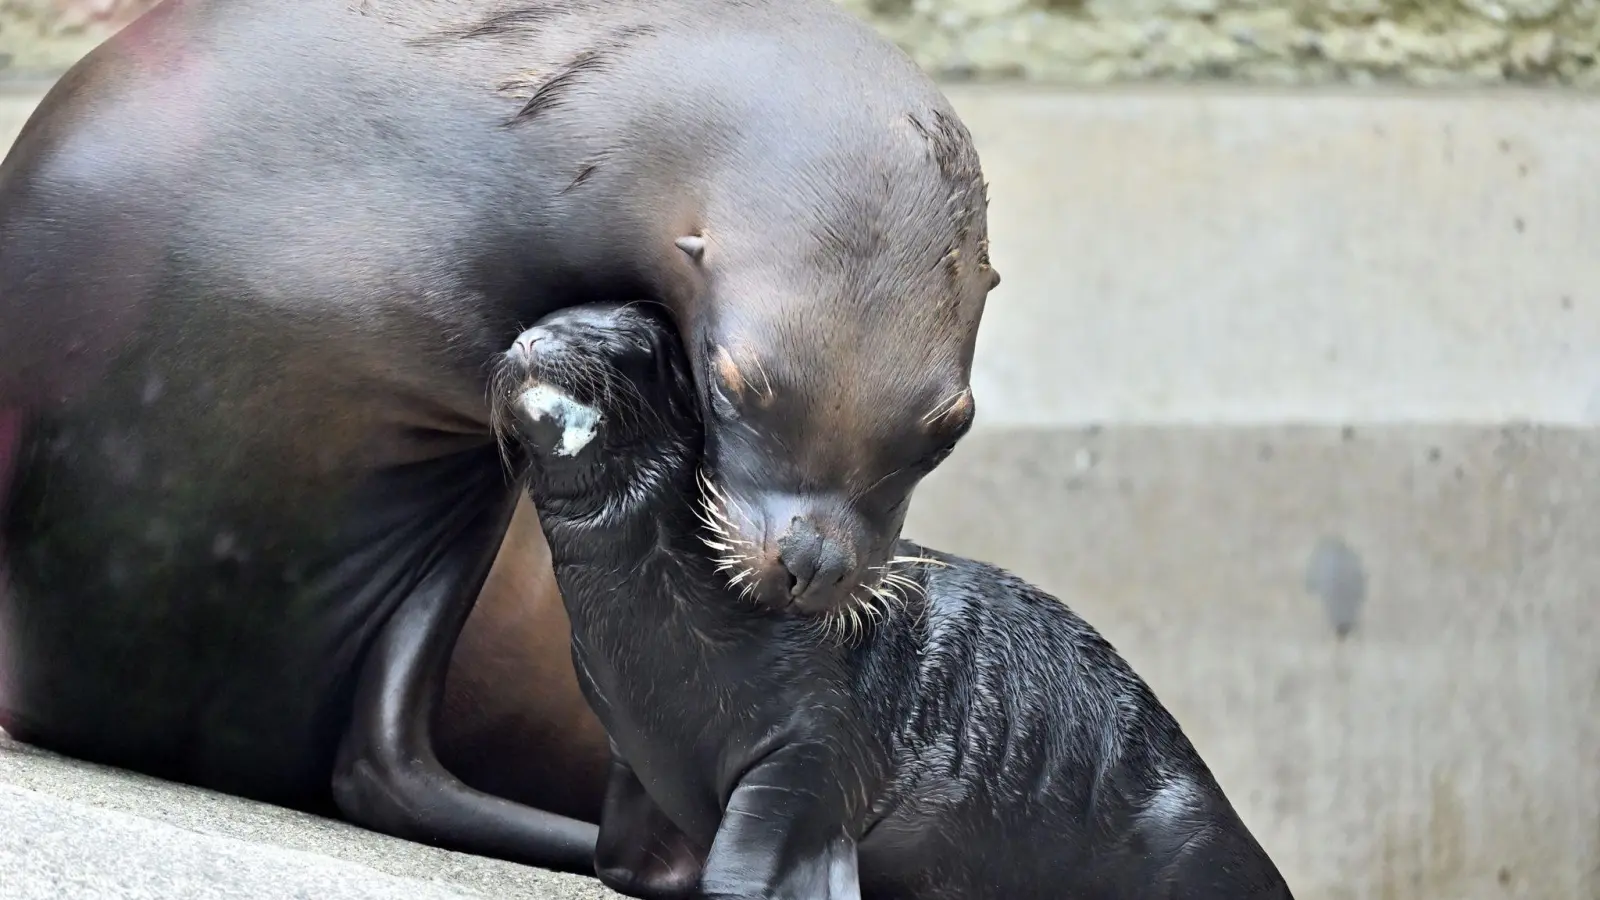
[492,303,698,500]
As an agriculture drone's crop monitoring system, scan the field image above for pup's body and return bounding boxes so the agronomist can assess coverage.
[497,304,1294,900]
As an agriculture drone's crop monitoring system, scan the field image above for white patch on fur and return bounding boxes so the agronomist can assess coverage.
[518,384,600,456]
[1146,776,1199,821]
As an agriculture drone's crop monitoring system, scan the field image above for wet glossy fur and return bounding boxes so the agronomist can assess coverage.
[499,304,1295,900]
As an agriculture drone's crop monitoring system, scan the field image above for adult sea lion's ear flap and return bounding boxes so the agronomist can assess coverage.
[675,235,706,263]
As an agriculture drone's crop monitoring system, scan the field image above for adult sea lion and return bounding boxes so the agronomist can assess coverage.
[0,0,999,874]
[493,302,1295,900]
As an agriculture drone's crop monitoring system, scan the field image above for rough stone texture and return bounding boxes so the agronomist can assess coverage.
[837,0,1600,87]
[2,0,1600,86]
[0,0,146,74]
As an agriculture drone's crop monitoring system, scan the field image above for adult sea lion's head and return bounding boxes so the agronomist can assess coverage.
[668,107,1000,620]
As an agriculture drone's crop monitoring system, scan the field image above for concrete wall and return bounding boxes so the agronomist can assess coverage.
[4,0,1600,86]
[3,58,1597,900]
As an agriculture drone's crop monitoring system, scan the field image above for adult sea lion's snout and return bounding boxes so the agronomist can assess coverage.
[699,472,920,625]
[688,306,984,624]
[741,491,873,616]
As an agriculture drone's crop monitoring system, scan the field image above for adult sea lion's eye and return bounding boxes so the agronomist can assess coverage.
[920,439,961,472]
[708,380,739,420]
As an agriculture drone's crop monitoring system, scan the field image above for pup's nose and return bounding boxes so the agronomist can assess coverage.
[506,331,543,366]
[776,517,852,605]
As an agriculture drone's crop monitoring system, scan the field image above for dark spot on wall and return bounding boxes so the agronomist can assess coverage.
[1304,535,1366,639]
[1560,295,1573,310]
[1513,217,1525,233]
[1427,447,1441,463]
[1341,425,1356,442]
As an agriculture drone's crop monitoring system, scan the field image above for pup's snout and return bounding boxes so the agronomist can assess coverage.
[504,330,548,370]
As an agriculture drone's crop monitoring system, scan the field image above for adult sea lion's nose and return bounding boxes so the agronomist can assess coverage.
[776,516,852,603]
[721,490,866,614]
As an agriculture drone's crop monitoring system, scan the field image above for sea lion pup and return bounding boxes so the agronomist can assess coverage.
[493,304,1295,900]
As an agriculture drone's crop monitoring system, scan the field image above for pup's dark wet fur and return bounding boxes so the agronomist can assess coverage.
[494,303,1295,900]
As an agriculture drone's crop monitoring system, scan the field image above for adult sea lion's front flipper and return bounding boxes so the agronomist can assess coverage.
[329,457,599,874]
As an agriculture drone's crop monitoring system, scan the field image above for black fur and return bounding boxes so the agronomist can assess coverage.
[497,303,1296,900]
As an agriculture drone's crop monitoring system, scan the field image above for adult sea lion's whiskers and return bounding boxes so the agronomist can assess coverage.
[810,590,871,648]
[695,467,759,598]
[921,385,972,425]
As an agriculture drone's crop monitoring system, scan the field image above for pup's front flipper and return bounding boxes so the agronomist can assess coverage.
[698,745,864,900]
[595,754,705,900]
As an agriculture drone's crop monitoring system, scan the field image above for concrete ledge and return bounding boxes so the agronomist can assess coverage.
[0,735,617,900]
[906,423,1600,900]
[0,784,485,900]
